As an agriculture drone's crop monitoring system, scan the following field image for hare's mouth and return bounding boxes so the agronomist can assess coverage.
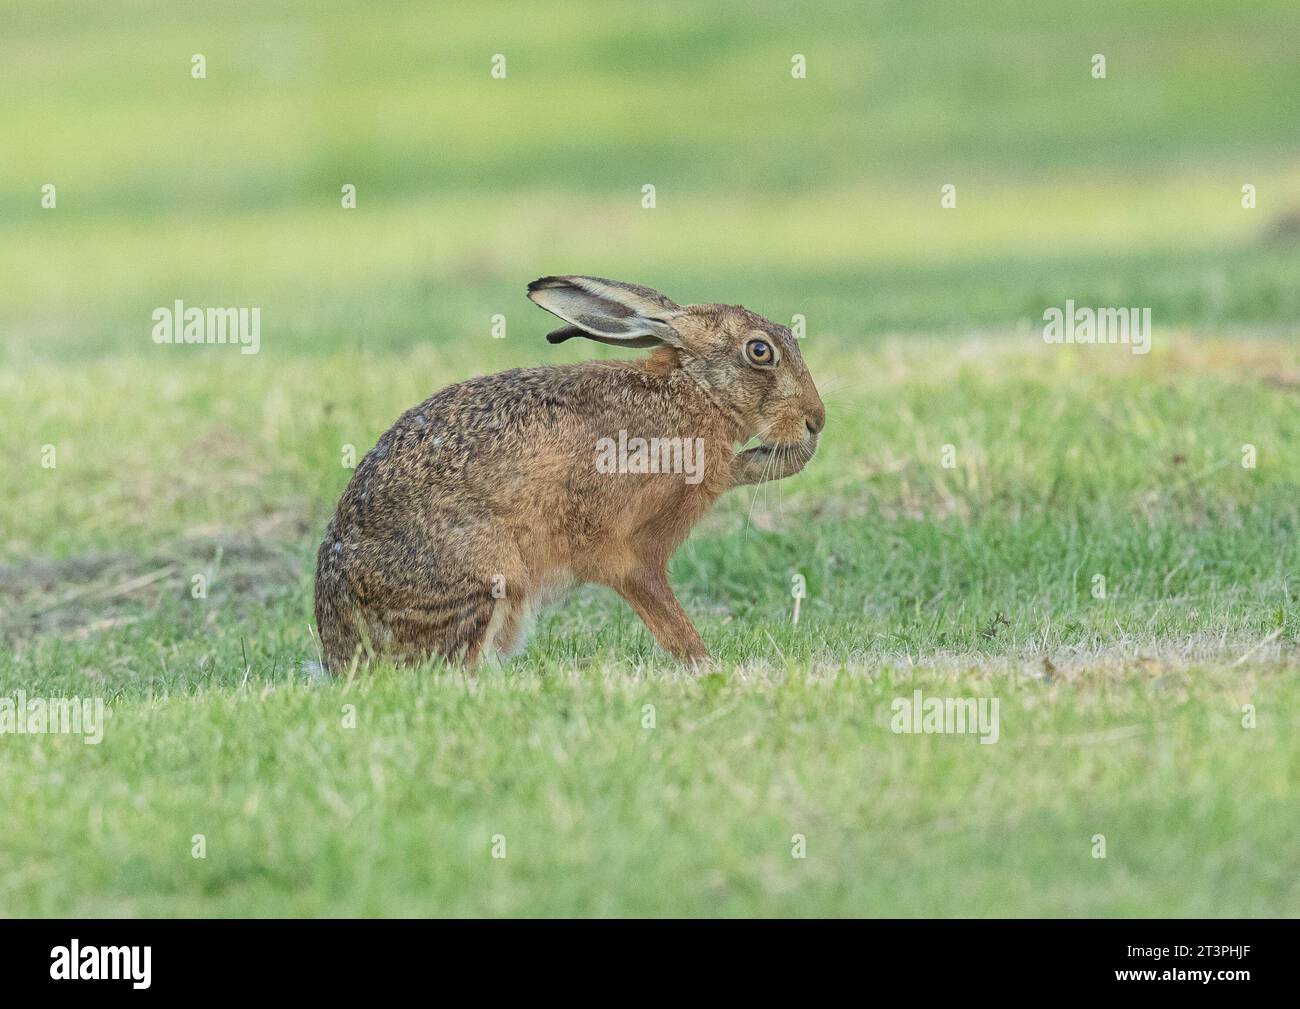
[740,434,817,459]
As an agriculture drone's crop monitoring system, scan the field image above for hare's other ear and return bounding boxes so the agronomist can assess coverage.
[527,276,684,349]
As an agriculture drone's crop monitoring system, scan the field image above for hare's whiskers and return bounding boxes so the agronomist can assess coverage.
[743,443,779,537]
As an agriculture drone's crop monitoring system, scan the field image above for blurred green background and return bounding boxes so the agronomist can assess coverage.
[3,0,1299,364]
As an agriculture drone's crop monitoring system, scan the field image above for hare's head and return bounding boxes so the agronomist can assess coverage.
[527,275,825,450]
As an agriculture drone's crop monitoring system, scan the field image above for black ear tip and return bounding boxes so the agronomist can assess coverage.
[528,276,565,294]
[546,327,576,344]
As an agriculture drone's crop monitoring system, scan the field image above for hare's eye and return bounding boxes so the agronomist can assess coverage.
[745,339,775,367]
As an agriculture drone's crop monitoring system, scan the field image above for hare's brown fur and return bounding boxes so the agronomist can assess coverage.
[314,278,824,671]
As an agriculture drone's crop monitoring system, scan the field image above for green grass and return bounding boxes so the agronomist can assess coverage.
[7,664,1296,917]
[1,1,1298,917]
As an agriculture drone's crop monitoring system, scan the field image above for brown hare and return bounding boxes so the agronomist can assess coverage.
[314,276,824,672]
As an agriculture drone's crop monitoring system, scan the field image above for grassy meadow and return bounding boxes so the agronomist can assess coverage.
[1,1,1298,916]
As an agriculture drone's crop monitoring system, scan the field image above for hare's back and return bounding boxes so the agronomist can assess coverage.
[334,363,640,526]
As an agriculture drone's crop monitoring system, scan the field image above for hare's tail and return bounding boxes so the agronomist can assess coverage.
[314,532,364,673]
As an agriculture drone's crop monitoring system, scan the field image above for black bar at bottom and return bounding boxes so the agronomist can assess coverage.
[0,919,1286,995]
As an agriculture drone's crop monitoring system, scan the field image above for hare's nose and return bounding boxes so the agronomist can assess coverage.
[805,407,825,436]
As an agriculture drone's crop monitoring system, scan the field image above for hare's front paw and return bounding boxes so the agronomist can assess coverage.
[683,650,714,674]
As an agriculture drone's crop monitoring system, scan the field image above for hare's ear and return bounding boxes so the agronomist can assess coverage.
[527,276,684,349]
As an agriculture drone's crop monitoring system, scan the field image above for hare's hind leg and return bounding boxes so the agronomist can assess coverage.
[382,585,499,666]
